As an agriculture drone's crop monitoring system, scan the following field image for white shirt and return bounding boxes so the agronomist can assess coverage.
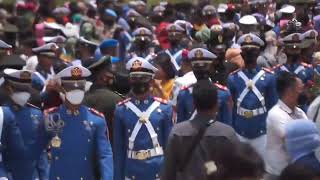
[171,71,197,106]
[307,96,320,123]
[265,100,308,175]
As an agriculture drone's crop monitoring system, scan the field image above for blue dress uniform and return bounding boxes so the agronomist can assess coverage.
[228,67,278,138]
[113,57,174,180]
[176,48,232,125]
[0,69,48,180]
[128,28,157,61]
[164,24,186,71]
[176,83,232,125]
[45,65,113,180]
[228,33,278,156]
[273,33,314,84]
[32,43,59,92]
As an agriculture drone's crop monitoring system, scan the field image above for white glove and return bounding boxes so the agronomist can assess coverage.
[0,177,8,180]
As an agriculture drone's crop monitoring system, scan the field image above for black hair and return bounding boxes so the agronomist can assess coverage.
[153,52,176,79]
[206,142,265,180]
[280,164,319,180]
[192,80,217,111]
[276,71,298,98]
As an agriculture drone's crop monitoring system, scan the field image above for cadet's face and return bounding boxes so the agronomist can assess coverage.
[284,46,301,55]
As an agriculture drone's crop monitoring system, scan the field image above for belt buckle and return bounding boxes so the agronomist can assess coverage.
[136,150,149,160]
[243,111,253,119]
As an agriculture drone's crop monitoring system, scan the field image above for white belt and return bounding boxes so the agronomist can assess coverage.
[237,106,267,118]
[127,146,164,160]
[125,177,160,180]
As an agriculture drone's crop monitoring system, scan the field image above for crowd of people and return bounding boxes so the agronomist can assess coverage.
[1,0,320,179]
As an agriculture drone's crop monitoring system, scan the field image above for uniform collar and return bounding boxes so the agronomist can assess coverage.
[130,95,153,106]
[191,111,216,129]
[62,104,84,116]
[278,100,294,114]
[243,66,261,74]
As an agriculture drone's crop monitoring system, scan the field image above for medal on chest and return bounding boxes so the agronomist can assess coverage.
[45,113,65,148]
[51,135,62,148]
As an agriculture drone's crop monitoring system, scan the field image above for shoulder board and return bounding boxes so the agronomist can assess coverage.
[180,84,193,90]
[262,68,274,74]
[153,97,168,104]
[27,103,40,109]
[301,62,312,68]
[229,69,240,75]
[214,83,228,91]
[89,108,105,118]
[44,107,58,114]
[117,98,131,106]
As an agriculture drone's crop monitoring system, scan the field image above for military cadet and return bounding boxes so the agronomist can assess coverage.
[274,32,314,84]
[176,48,233,126]
[165,23,186,71]
[301,29,318,64]
[227,33,278,157]
[32,43,59,92]
[128,27,157,61]
[84,56,123,144]
[44,65,113,180]
[207,24,231,85]
[114,56,173,180]
[1,68,48,180]
[76,36,99,64]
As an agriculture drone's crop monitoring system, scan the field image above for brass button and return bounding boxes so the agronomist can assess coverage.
[56,177,60,180]
[55,156,59,160]
[80,177,83,180]
[128,129,131,133]
[84,156,87,161]
[88,139,91,142]
[132,176,135,179]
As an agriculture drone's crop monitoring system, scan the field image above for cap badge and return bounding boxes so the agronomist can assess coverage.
[170,25,176,31]
[20,71,31,80]
[140,29,145,35]
[218,35,223,43]
[244,35,253,43]
[310,31,316,38]
[292,34,300,42]
[132,60,142,69]
[71,67,82,77]
[195,49,204,59]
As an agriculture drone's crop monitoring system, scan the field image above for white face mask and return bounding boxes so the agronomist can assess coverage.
[10,92,31,106]
[65,89,85,105]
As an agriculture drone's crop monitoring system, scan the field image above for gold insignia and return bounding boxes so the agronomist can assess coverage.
[51,44,58,51]
[140,29,145,35]
[218,35,223,43]
[170,25,176,31]
[195,49,204,59]
[244,35,253,43]
[292,34,300,42]
[132,60,142,69]
[310,31,316,38]
[51,135,62,148]
[20,71,31,80]
[71,67,82,77]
